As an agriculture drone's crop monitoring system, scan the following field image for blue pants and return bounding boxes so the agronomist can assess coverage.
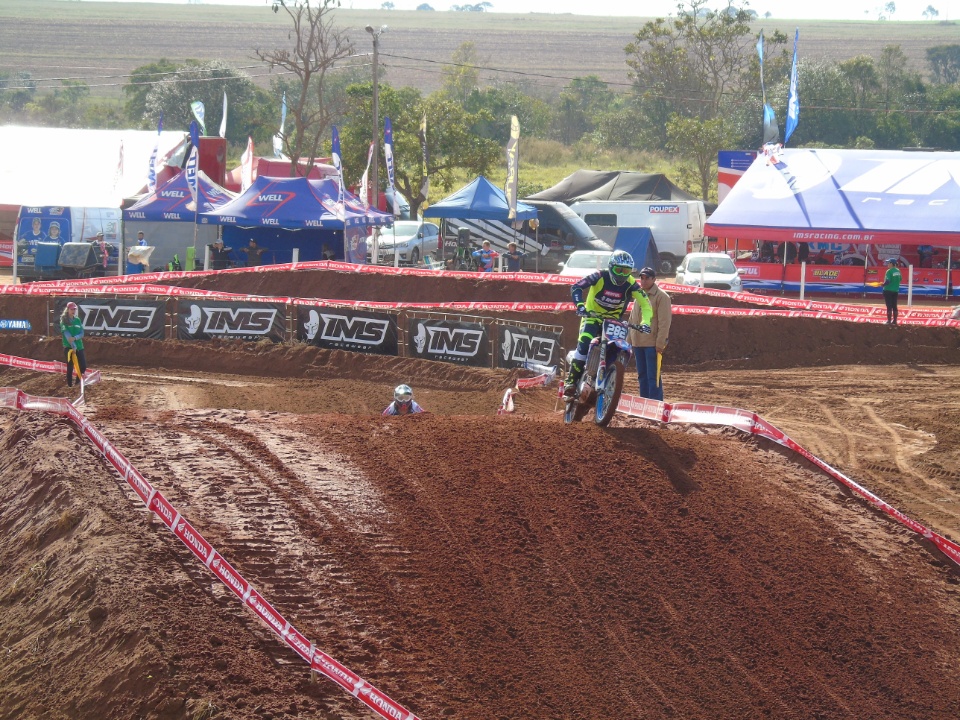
[634,346,663,401]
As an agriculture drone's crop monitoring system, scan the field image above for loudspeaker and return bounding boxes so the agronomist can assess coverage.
[58,243,95,269]
[457,227,471,247]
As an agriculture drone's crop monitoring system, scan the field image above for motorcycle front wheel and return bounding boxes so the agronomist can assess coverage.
[595,361,624,427]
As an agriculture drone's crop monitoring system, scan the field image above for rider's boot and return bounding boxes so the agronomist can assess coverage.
[564,360,584,397]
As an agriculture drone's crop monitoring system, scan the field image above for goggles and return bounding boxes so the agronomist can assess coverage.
[396,393,413,403]
[611,265,633,277]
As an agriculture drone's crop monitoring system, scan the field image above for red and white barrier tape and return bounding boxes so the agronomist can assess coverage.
[0,355,421,720]
[5,263,958,326]
[616,393,960,569]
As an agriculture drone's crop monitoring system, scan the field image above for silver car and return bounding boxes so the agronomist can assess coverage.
[674,252,744,291]
[374,221,440,265]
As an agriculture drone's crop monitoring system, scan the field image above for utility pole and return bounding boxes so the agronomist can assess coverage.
[365,24,387,211]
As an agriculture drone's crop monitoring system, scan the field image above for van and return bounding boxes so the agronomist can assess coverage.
[567,200,707,274]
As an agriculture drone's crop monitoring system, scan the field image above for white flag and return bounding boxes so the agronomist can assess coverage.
[240,136,254,192]
[186,146,199,203]
[190,101,206,136]
[273,92,286,158]
[358,142,374,211]
[219,91,228,139]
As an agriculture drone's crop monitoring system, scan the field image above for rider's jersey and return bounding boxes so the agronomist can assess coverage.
[382,400,425,416]
[571,270,653,325]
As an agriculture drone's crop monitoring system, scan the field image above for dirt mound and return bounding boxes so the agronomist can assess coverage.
[3,407,960,720]
[3,267,960,719]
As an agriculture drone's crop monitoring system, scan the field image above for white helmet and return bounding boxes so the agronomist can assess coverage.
[394,384,413,403]
[608,250,635,276]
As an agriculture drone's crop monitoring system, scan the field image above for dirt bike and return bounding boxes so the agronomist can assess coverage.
[564,313,649,427]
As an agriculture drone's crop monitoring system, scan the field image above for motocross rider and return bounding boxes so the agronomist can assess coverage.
[383,384,426,415]
[564,249,652,397]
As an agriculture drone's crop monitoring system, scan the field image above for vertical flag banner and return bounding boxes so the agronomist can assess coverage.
[756,30,779,145]
[784,29,800,145]
[147,114,163,194]
[186,145,199,204]
[331,126,345,220]
[240,136,254,192]
[383,116,398,216]
[190,101,206,136]
[219,91,228,139]
[190,120,200,154]
[273,92,287,158]
[504,115,520,221]
[418,113,429,204]
[359,142,374,211]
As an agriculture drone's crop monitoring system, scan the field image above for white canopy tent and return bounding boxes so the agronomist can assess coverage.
[0,126,186,208]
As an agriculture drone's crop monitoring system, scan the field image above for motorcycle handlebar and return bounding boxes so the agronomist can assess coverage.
[582,311,645,332]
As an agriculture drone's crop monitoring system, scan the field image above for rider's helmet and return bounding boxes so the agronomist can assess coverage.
[608,250,635,282]
[394,384,414,406]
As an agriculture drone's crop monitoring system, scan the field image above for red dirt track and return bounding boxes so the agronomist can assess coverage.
[2,268,960,720]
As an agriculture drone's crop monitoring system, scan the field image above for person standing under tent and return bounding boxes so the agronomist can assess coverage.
[882,257,902,326]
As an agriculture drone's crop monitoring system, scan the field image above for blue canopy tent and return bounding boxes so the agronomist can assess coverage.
[123,170,236,271]
[610,227,660,271]
[422,176,540,265]
[200,176,393,265]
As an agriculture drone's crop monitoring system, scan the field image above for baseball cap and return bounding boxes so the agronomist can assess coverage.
[886,257,897,264]
[638,266,656,278]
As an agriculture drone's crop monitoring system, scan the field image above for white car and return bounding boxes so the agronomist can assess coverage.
[373,221,440,265]
[558,250,612,278]
[674,252,744,291]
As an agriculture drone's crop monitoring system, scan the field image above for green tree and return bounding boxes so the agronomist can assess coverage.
[926,44,960,84]
[441,41,482,104]
[255,0,354,175]
[666,115,738,200]
[0,71,37,112]
[624,0,768,148]
[463,82,551,141]
[550,76,614,145]
[838,55,880,137]
[123,59,178,126]
[339,82,500,218]
[144,60,257,142]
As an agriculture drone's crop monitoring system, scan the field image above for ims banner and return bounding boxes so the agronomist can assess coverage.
[407,318,489,367]
[177,300,286,342]
[59,299,165,340]
[297,307,398,355]
[496,324,561,369]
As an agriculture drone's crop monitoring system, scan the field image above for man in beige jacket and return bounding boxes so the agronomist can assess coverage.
[628,266,672,400]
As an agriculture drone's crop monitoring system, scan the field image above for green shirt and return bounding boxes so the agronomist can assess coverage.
[883,266,902,293]
[60,315,84,351]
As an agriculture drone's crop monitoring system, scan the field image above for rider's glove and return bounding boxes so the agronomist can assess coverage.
[575,304,588,317]
[639,324,652,334]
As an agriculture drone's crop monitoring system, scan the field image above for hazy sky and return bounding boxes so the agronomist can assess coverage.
[89,0,960,21]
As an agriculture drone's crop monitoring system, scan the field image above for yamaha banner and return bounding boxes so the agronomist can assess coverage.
[407,318,489,367]
[297,307,398,355]
[496,323,561,369]
[177,300,286,342]
[58,299,165,340]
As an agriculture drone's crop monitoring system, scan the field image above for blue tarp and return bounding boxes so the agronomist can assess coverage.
[423,176,538,221]
[610,227,660,271]
[705,148,960,247]
[200,176,393,229]
[124,170,235,222]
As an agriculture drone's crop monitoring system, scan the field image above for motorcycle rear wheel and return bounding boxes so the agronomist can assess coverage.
[595,361,624,427]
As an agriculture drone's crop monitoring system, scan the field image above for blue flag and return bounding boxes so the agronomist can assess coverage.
[190,120,200,153]
[784,29,800,145]
[762,104,779,145]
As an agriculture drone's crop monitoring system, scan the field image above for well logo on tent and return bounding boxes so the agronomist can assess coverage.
[247,184,296,217]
